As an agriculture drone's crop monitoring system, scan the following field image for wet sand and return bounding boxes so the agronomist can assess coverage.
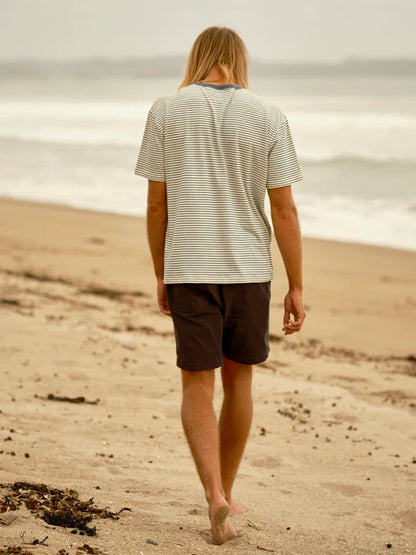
[0,197,415,554]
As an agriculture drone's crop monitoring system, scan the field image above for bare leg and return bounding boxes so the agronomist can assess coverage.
[181,369,237,545]
[219,358,253,514]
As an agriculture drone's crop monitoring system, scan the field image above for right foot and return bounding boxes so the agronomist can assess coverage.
[209,499,237,545]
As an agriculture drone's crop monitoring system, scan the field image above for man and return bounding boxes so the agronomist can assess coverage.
[134,26,306,545]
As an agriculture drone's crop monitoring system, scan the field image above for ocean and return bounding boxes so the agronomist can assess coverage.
[1,74,415,252]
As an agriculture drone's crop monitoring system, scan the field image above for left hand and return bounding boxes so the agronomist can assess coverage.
[157,278,171,317]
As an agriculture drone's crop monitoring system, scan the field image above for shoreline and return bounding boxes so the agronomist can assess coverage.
[1,194,415,255]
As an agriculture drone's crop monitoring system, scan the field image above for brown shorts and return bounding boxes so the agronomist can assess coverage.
[165,282,271,371]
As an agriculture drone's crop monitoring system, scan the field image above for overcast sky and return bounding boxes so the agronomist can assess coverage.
[1,0,415,63]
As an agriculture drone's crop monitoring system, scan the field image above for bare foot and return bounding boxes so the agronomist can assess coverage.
[229,501,248,515]
[209,500,237,545]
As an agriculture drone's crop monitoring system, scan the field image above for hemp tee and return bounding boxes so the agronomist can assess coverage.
[134,81,303,284]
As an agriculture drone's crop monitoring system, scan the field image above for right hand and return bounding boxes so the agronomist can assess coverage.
[282,289,306,335]
[156,277,172,317]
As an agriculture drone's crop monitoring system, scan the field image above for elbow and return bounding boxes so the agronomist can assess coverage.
[147,200,167,215]
[147,203,168,227]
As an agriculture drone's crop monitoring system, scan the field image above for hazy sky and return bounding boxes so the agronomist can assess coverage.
[1,0,415,63]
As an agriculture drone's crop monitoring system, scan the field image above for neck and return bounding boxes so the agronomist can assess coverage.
[200,69,236,86]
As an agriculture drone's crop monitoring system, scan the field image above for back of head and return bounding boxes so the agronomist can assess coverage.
[175,26,249,96]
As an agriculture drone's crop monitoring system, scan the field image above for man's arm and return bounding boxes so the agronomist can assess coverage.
[146,179,170,316]
[267,185,306,335]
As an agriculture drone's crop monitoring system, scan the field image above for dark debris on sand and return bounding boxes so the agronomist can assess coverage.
[34,394,100,405]
[0,482,131,536]
[79,286,146,301]
[0,549,35,555]
[75,544,107,554]
[268,336,416,380]
[57,545,107,555]
[2,268,148,304]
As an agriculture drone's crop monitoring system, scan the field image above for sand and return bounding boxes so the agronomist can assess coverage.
[0,197,415,554]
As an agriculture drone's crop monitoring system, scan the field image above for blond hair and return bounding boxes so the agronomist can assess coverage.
[167,26,249,100]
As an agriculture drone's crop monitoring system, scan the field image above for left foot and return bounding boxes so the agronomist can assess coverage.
[229,501,248,515]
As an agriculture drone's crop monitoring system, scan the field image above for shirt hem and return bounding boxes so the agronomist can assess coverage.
[164,274,274,284]
[266,174,303,189]
[134,169,166,181]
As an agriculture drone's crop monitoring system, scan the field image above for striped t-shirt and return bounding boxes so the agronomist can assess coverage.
[134,81,303,284]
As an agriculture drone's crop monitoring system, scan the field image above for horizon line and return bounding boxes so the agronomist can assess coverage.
[1,55,416,65]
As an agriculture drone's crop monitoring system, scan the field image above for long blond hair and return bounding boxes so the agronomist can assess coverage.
[168,26,249,100]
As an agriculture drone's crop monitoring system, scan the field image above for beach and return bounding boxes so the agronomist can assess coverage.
[0,197,415,554]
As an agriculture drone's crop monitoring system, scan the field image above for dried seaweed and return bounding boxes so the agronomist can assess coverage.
[0,549,34,555]
[76,544,106,554]
[3,268,71,286]
[0,298,21,307]
[79,286,146,300]
[34,394,100,405]
[0,513,18,525]
[20,531,48,545]
[0,482,131,537]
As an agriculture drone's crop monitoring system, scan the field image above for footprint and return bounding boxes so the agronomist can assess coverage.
[188,507,204,515]
[250,455,282,468]
[320,482,363,497]
[331,375,367,383]
[362,521,377,529]
[394,507,416,529]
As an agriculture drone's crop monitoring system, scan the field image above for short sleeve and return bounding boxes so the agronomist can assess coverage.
[134,109,166,181]
[266,116,303,189]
